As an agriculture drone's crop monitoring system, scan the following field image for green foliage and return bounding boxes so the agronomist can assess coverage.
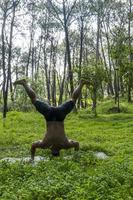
[82,64,106,90]
[81,63,107,116]
[110,27,133,89]
[1,103,133,199]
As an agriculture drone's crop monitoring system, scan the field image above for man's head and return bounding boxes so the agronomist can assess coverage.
[51,149,60,156]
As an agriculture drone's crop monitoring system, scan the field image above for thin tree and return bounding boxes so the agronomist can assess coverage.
[46,0,77,96]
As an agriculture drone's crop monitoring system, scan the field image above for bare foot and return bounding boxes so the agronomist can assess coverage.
[13,79,27,86]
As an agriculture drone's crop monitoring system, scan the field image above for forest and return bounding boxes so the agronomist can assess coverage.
[0,0,133,199]
[0,0,132,117]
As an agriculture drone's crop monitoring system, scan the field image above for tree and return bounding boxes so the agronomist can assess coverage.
[82,62,106,116]
[127,0,133,102]
[45,0,78,96]
[1,0,20,118]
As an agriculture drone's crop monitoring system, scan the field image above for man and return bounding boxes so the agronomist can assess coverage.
[14,79,87,161]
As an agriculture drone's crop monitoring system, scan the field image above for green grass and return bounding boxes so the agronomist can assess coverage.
[1,101,133,199]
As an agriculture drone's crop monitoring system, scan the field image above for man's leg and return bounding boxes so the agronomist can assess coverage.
[59,79,87,116]
[14,79,36,104]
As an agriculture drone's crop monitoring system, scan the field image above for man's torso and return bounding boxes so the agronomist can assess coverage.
[44,121,68,145]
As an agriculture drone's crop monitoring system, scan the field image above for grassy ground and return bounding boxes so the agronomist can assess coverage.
[1,100,133,199]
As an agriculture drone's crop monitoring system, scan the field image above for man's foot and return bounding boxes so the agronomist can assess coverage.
[13,79,27,86]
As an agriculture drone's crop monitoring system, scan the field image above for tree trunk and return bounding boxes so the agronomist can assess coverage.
[1,12,7,118]
[78,16,84,108]
[100,29,114,96]
[92,6,101,117]
[51,42,57,106]
[35,35,42,81]
[127,0,132,102]
[58,51,67,105]
[6,4,16,105]
[43,45,51,103]
[92,88,97,117]
[63,0,73,96]
[26,16,34,78]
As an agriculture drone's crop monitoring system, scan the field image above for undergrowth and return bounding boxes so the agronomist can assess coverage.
[0,100,133,199]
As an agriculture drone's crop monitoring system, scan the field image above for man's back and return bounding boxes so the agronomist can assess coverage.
[45,121,68,144]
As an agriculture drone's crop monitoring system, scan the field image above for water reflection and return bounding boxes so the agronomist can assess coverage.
[94,152,108,159]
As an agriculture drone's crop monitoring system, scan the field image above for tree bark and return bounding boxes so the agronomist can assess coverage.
[78,16,84,108]
[1,11,7,118]
[58,51,67,105]
[6,3,16,104]
[63,0,74,96]
[43,44,51,103]
[127,0,132,102]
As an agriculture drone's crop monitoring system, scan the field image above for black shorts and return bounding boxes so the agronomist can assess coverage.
[33,100,75,121]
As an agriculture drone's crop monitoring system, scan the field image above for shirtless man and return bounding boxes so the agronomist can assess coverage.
[14,79,86,161]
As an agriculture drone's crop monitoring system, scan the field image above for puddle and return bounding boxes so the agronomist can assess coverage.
[0,152,109,165]
[0,155,72,164]
[0,156,48,164]
[94,152,108,159]
[64,155,73,160]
